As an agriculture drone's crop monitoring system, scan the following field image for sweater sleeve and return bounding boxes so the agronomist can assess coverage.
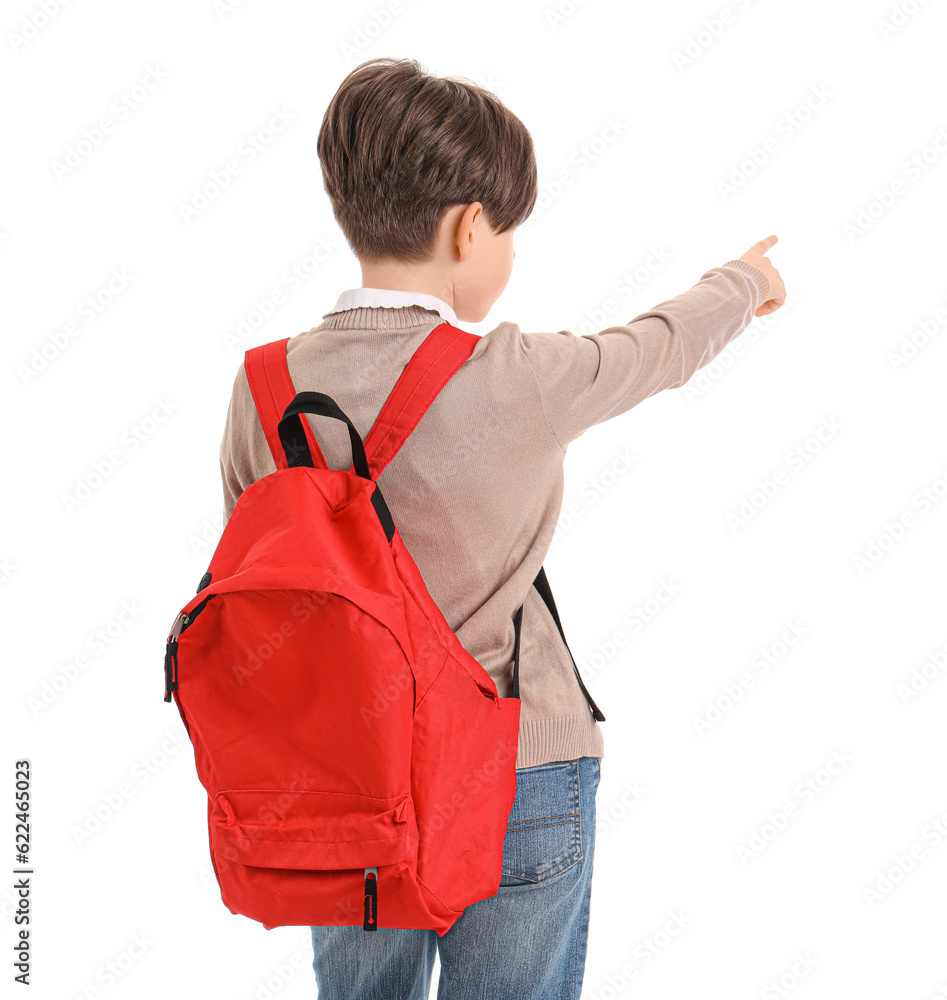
[519,258,771,451]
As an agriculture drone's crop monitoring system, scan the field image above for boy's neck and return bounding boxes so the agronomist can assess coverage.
[359,266,455,310]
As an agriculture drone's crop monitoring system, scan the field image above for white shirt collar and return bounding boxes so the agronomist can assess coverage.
[324,287,458,327]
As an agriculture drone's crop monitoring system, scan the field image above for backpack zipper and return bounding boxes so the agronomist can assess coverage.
[363,867,378,930]
[163,595,214,702]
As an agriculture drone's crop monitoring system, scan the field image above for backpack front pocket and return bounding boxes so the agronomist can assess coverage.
[209,788,416,871]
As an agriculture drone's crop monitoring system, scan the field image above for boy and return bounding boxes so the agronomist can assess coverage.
[219,56,785,1000]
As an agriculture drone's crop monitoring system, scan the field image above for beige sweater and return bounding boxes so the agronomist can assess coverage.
[219,258,771,769]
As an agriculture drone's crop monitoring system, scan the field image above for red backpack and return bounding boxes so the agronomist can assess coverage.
[162,321,604,935]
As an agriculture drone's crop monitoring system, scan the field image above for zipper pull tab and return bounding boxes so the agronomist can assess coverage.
[163,613,187,703]
[363,867,378,931]
[164,639,179,702]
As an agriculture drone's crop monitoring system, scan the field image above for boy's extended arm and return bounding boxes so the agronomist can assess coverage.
[519,258,770,451]
[219,257,769,519]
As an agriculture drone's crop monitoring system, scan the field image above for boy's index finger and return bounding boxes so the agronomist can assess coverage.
[754,234,778,253]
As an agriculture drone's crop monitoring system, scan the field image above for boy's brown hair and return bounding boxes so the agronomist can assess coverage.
[317,57,537,263]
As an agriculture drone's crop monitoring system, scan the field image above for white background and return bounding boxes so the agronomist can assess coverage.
[4,0,946,997]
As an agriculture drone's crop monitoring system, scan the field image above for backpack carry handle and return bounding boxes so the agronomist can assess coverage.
[278,392,372,479]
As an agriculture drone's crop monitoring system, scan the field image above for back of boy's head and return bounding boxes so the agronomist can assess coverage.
[317,57,537,264]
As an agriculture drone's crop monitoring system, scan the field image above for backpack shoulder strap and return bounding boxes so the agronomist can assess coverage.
[244,337,328,471]
[361,322,479,479]
[244,322,478,477]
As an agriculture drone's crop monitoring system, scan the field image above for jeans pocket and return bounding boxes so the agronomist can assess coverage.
[499,760,582,887]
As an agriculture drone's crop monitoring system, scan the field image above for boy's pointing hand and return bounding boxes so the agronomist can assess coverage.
[738,234,785,317]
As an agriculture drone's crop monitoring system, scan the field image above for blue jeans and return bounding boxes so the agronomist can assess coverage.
[310,755,602,999]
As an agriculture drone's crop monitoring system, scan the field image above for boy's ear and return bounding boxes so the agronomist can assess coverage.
[453,202,482,261]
